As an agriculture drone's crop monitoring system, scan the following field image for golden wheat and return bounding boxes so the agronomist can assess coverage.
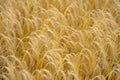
[0,0,120,80]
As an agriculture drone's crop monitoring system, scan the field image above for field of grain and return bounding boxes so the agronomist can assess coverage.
[0,0,120,80]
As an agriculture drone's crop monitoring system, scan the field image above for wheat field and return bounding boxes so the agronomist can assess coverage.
[0,0,120,80]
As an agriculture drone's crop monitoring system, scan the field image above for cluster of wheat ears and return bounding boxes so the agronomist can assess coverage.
[0,0,120,80]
